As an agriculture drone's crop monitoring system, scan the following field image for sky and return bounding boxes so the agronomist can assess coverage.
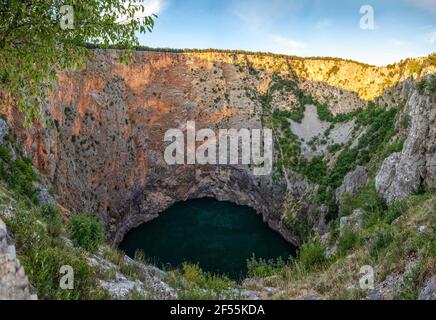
[136,0,436,66]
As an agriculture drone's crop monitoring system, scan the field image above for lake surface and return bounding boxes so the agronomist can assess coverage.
[120,198,296,279]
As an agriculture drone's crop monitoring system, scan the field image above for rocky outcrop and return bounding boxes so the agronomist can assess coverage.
[339,209,364,236]
[367,257,431,301]
[0,218,35,300]
[419,276,436,300]
[88,254,177,300]
[0,121,34,300]
[367,273,402,300]
[335,166,368,203]
[37,188,56,206]
[5,50,307,245]
[376,83,435,204]
[0,118,8,145]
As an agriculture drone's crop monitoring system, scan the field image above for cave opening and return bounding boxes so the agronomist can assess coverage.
[119,198,296,280]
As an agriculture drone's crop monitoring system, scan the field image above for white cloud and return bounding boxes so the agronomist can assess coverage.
[315,18,333,30]
[270,35,306,54]
[117,0,168,23]
[141,0,167,16]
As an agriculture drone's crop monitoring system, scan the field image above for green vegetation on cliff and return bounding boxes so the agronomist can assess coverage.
[247,190,435,300]
[69,213,104,254]
[261,75,405,218]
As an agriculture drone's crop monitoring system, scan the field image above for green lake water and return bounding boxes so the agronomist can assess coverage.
[120,198,296,280]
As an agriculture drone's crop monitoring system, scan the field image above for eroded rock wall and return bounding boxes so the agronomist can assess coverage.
[5,50,435,245]
[376,79,436,204]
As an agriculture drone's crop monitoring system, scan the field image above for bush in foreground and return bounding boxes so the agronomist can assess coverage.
[297,237,327,270]
[68,213,104,253]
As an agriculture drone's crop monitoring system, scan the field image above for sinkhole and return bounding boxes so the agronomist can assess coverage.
[120,198,296,280]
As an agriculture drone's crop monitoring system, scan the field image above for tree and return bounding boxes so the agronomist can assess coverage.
[0,0,156,124]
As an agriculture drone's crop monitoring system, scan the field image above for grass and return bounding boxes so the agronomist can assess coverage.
[0,143,111,299]
[337,228,361,256]
[247,256,290,278]
[297,237,328,270]
[244,192,435,300]
[5,200,109,300]
[166,263,238,300]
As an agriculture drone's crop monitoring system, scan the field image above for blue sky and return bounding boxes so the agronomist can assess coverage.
[137,0,436,66]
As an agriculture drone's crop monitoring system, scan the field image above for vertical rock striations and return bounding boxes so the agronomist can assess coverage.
[376,81,435,204]
[3,50,435,245]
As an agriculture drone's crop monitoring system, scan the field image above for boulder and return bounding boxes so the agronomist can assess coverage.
[339,209,364,236]
[0,206,15,220]
[0,219,7,241]
[37,188,56,206]
[419,276,436,300]
[0,218,34,300]
[367,273,401,300]
[376,89,435,204]
[336,166,368,203]
[0,118,8,145]
[320,232,337,257]
[376,152,423,205]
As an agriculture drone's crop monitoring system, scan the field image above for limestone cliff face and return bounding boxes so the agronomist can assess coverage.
[5,50,435,245]
[376,78,436,204]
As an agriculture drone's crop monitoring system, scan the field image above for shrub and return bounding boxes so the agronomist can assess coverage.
[407,60,422,75]
[9,203,106,300]
[369,227,394,258]
[316,102,334,122]
[297,237,327,270]
[379,138,405,160]
[330,147,359,188]
[395,259,430,300]
[68,213,104,253]
[426,74,436,91]
[0,145,11,164]
[338,192,357,217]
[417,79,427,94]
[300,156,328,183]
[7,158,37,201]
[328,143,343,154]
[337,228,360,255]
[40,205,64,238]
[328,221,340,246]
[180,263,234,300]
[384,200,408,224]
[338,184,385,228]
[247,256,289,278]
[40,204,61,223]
